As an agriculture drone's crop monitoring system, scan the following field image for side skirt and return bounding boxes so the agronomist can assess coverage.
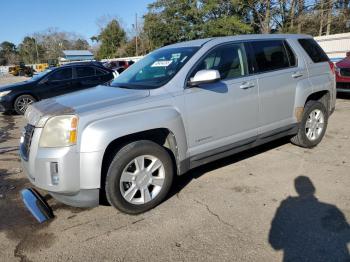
[179,124,299,174]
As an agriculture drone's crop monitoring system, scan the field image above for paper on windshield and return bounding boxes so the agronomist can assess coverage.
[151,60,173,67]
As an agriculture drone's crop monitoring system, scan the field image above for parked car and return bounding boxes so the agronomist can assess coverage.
[0,62,115,114]
[103,60,134,74]
[335,51,350,93]
[21,34,335,214]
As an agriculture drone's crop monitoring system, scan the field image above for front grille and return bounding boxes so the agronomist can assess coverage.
[20,124,35,161]
[340,68,350,77]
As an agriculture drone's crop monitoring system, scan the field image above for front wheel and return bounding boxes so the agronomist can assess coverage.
[14,94,36,115]
[105,140,174,214]
[291,101,328,148]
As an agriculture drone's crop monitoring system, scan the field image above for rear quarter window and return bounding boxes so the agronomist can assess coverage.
[298,39,329,63]
[96,68,108,76]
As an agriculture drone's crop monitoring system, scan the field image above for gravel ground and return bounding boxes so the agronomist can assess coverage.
[0,75,349,262]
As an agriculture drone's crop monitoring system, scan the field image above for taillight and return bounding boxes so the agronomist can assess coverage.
[328,61,335,74]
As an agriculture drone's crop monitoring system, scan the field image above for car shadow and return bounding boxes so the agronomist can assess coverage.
[268,176,350,262]
[167,136,291,201]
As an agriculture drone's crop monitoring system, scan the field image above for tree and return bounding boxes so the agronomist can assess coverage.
[143,0,253,49]
[18,37,45,64]
[0,41,19,65]
[73,39,90,50]
[95,19,126,59]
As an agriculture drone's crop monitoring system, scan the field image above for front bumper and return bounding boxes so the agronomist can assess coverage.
[0,97,12,112]
[20,127,100,207]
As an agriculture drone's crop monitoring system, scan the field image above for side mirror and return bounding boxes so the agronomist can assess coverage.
[346,51,350,58]
[188,69,221,87]
[39,78,49,85]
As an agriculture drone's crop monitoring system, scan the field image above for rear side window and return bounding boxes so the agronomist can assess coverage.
[49,68,72,81]
[191,43,249,80]
[298,38,329,63]
[76,66,95,78]
[250,40,294,73]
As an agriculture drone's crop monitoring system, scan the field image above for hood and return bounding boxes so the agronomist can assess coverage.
[336,57,350,68]
[25,85,150,127]
[0,80,32,91]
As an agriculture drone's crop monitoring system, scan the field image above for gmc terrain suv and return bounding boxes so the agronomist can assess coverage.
[21,34,336,214]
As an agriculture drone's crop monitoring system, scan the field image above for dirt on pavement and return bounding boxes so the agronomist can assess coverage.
[0,75,349,261]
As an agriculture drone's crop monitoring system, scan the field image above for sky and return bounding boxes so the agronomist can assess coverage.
[0,0,154,45]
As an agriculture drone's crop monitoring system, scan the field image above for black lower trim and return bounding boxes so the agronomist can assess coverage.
[179,124,299,174]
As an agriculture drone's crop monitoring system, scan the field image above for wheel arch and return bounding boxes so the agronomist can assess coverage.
[294,81,330,122]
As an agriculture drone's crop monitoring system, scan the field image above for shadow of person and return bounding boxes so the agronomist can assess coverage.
[269,176,350,262]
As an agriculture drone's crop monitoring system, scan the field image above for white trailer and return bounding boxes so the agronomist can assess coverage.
[315,32,350,61]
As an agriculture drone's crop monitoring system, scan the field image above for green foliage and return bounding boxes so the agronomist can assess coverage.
[96,19,127,59]
[0,41,19,65]
[18,37,45,64]
[143,0,253,49]
[73,39,90,50]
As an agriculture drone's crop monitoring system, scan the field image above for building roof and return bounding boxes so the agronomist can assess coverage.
[62,50,93,56]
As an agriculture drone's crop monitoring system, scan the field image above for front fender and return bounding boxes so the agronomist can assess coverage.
[79,107,188,161]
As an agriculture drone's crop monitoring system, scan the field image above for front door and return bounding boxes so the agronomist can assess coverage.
[184,42,259,158]
[39,67,73,99]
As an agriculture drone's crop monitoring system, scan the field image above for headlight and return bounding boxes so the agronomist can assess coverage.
[39,115,78,148]
[0,91,11,97]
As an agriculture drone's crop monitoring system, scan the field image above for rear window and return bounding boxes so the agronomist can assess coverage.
[250,40,295,73]
[298,39,329,63]
[76,66,95,78]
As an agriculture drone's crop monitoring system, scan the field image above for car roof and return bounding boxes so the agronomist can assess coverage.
[60,61,104,68]
[59,61,112,71]
[162,34,312,49]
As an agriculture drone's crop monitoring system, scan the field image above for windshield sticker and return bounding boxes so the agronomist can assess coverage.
[171,53,181,59]
[151,60,173,67]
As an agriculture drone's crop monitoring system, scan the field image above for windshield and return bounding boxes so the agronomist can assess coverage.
[28,69,53,82]
[111,47,199,89]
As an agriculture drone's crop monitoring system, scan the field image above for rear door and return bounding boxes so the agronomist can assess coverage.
[184,42,259,157]
[74,66,100,90]
[249,40,307,134]
[297,38,335,107]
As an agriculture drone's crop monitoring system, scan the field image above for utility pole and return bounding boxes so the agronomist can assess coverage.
[135,13,138,56]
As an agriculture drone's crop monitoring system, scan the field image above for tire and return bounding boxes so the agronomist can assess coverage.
[291,101,328,148]
[105,140,174,214]
[14,94,36,115]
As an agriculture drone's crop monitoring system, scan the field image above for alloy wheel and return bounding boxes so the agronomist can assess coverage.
[119,155,165,205]
[305,109,325,141]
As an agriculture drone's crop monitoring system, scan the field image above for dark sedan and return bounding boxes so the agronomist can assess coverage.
[0,62,115,114]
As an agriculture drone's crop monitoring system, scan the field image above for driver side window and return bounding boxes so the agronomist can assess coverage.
[49,68,73,81]
[191,43,249,80]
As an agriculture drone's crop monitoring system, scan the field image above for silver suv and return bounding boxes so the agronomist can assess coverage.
[21,34,336,214]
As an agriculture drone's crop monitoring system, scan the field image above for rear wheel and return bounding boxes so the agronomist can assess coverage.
[291,101,328,148]
[14,94,36,115]
[105,140,174,214]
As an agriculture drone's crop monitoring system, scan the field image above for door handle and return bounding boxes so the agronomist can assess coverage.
[292,72,303,78]
[239,82,255,89]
